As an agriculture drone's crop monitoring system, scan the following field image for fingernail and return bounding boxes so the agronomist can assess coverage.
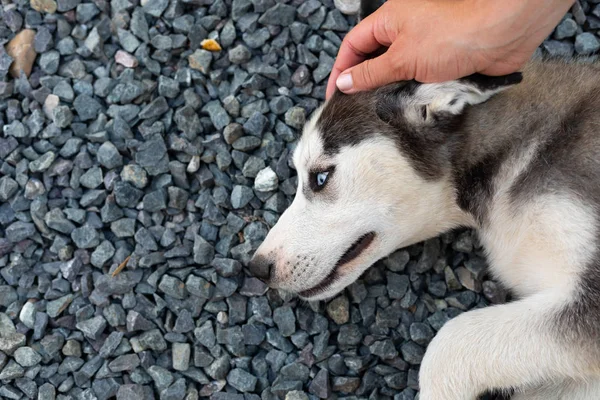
[336,73,353,92]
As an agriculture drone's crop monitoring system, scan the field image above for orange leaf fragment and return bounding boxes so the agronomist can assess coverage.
[201,39,222,52]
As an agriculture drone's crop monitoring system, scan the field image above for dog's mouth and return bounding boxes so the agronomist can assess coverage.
[299,231,376,299]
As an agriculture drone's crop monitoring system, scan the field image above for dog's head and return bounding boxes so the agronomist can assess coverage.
[249,73,522,301]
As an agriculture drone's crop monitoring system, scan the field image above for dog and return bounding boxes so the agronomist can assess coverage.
[248,2,600,399]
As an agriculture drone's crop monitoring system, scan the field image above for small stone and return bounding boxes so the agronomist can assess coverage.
[74,94,103,121]
[109,354,141,372]
[285,107,306,129]
[142,0,168,16]
[400,341,425,365]
[387,272,410,299]
[308,368,331,398]
[6,222,36,243]
[116,384,153,400]
[111,218,136,238]
[254,167,278,192]
[186,275,213,299]
[172,343,191,371]
[337,324,362,346]
[409,323,435,346]
[168,186,189,209]
[188,49,212,73]
[29,152,57,173]
[326,296,349,325]
[76,316,107,340]
[455,266,481,292]
[115,50,138,68]
[6,29,37,78]
[227,368,257,392]
[334,0,360,14]
[228,44,251,64]
[313,52,334,84]
[369,339,398,359]
[19,302,36,329]
[231,186,254,209]
[0,177,18,202]
[204,101,231,131]
[0,50,13,78]
[554,17,578,39]
[138,329,167,352]
[158,76,179,98]
[136,138,169,176]
[159,275,187,299]
[91,241,115,268]
[63,339,82,357]
[96,143,123,170]
[572,1,587,25]
[173,310,195,333]
[445,266,462,291]
[14,347,42,367]
[575,33,600,55]
[71,226,100,249]
[31,0,58,13]
[77,3,99,22]
[38,383,55,400]
[0,360,24,380]
[47,294,72,318]
[127,310,154,332]
[140,96,169,119]
[161,378,186,400]
[57,0,80,12]
[332,377,360,394]
[273,306,296,337]
[80,166,103,189]
[258,3,296,25]
[322,10,349,31]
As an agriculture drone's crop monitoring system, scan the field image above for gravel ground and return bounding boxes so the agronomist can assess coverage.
[0,1,598,400]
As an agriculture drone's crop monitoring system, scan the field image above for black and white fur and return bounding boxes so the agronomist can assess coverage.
[249,2,600,399]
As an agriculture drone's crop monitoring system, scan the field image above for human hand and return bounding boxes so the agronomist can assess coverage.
[326,0,575,99]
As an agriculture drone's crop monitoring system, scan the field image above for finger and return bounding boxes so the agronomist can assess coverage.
[326,11,394,99]
[327,46,390,99]
[337,50,410,93]
[326,69,341,100]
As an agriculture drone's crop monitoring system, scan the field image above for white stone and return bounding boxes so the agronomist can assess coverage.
[19,302,36,329]
[43,94,59,120]
[334,0,360,15]
[254,167,278,192]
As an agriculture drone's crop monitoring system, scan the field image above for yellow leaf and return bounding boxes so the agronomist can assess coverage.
[201,39,222,52]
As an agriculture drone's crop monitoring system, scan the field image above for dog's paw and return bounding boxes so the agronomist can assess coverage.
[418,316,483,400]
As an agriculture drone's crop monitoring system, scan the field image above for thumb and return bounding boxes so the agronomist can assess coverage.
[336,52,407,93]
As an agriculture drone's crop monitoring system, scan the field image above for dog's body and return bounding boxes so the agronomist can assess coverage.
[249,4,600,399]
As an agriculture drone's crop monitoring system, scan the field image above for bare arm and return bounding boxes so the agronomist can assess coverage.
[326,0,576,99]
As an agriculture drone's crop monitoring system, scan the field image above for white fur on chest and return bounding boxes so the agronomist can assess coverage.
[477,145,597,297]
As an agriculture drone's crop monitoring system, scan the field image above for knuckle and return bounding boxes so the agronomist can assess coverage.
[356,59,378,88]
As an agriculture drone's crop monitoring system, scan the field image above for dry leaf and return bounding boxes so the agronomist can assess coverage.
[201,39,222,52]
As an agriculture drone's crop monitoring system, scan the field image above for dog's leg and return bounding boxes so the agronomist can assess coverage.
[510,378,600,400]
[418,291,599,400]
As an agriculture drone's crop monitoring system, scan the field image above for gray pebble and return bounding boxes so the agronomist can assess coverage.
[227,368,257,392]
[172,343,191,371]
[14,347,42,367]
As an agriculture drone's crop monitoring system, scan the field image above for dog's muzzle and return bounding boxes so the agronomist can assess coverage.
[247,255,273,283]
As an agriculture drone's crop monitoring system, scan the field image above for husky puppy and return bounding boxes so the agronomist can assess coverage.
[249,3,600,400]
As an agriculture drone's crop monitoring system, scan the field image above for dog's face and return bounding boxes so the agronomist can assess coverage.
[249,74,522,301]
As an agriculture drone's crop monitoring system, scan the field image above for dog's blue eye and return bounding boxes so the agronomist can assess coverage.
[316,171,329,186]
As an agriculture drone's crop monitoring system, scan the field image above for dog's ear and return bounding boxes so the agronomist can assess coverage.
[375,72,522,128]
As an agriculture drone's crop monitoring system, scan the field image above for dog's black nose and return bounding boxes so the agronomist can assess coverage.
[248,255,273,282]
